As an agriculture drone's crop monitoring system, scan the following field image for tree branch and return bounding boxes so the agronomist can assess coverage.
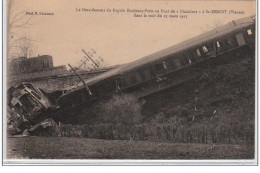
[12,16,32,29]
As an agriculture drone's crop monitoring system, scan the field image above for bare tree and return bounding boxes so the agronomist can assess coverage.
[16,35,35,58]
[7,0,33,60]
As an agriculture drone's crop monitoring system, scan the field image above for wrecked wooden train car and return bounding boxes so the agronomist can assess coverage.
[7,83,58,135]
[7,16,255,130]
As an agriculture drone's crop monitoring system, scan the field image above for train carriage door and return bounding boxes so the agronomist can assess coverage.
[236,33,246,46]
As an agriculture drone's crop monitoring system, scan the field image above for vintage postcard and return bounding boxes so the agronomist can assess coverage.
[2,0,257,165]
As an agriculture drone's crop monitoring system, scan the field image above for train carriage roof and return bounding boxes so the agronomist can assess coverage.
[83,67,122,86]
[119,15,255,73]
[70,16,255,91]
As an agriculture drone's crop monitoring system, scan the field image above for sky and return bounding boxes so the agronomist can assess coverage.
[8,0,255,67]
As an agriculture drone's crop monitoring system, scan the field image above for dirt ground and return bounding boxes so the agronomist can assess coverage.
[6,136,254,159]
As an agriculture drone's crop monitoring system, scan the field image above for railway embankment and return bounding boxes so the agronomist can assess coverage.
[142,56,255,144]
[56,56,254,146]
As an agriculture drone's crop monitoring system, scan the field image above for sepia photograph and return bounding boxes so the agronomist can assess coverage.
[2,0,257,165]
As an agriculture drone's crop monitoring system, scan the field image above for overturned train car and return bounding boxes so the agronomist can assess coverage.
[7,83,58,134]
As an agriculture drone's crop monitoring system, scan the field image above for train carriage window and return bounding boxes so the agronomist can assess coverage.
[223,39,232,48]
[201,42,217,57]
[207,44,214,52]
[236,33,246,46]
[181,52,193,64]
[154,61,167,75]
[215,35,240,54]
[245,28,254,44]
[179,57,187,66]
[162,62,167,69]
[196,49,201,56]
[166,56,182,71]
[230,36,239,47]
[202,46,208,53]
[216,41,221,48]
[202,44,213,55]
[190,49,197,58]
[247,29,253,35]
[187,51,196,63]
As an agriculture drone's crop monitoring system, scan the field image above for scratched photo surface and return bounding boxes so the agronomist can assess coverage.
[5,0,256,164]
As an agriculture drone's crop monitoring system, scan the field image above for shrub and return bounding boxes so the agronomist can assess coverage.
[97,94,143,126]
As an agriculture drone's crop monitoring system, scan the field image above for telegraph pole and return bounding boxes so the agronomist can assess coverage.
[82,49,99,68]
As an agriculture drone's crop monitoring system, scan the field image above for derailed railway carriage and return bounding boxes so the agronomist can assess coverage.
[57,16,255,111]
[8,16,255,127]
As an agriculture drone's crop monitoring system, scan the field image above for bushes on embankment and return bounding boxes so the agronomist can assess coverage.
[58,94,254,145]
